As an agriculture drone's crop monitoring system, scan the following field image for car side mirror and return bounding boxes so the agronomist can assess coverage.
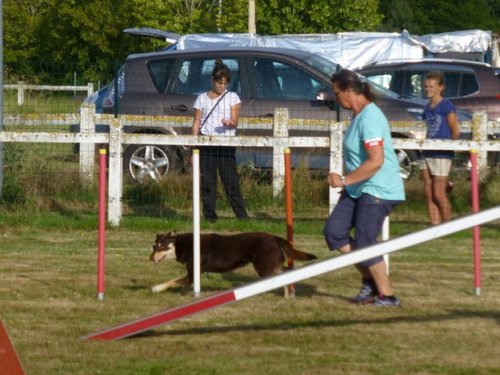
[316,90,335,101]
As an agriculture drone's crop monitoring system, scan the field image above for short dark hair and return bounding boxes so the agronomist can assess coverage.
[330,69,376,102]
[212,59,231,82]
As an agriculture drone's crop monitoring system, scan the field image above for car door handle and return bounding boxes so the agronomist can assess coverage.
[170,104,189,112]
[258,113,274,118]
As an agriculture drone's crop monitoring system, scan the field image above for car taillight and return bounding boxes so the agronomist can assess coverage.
[102,68,125,109]
[102,85,116,108]
[102,96,114,108]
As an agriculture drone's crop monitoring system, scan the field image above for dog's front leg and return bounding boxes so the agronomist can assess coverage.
[151,275,190,293]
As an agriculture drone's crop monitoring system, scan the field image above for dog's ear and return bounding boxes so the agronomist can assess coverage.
[166,230,177,238]
[153,234,163,248]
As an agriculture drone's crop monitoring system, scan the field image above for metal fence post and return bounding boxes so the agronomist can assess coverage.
[79,103,96,185]
[108,117,123,226]
[272,108,288,197]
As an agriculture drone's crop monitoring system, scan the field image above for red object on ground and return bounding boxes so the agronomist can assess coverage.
[0,320,26,375]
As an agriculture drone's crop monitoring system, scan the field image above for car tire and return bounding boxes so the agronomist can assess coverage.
[395,148,419,180]
[124,144,179,183]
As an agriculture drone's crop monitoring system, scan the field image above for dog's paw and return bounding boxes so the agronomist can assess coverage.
[151,285,163,293]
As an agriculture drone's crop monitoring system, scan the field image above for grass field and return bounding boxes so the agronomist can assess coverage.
[2,76,500,374]
[1,216,500,375]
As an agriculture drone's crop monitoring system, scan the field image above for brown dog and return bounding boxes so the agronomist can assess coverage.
[149,231,317,296]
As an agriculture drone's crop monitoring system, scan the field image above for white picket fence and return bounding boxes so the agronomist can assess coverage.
[4,81,94,105]
[1,105,499,225]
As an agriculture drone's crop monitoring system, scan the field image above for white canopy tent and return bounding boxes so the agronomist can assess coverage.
[174,29,493,68]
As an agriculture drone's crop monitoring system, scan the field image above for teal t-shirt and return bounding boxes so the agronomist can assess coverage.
[343,103,405,201]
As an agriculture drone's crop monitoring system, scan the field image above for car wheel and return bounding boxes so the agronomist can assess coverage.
[124,145,177,183]
[395,148,418,180]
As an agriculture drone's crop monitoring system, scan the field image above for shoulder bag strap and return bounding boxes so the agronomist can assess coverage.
[199,90,229,133]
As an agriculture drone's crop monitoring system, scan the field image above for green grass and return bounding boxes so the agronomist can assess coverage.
[1,217,500,375]
[3,89,85,114]
[2,102,500,373]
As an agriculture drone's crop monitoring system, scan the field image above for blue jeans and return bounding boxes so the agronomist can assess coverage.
[323,193,401,267]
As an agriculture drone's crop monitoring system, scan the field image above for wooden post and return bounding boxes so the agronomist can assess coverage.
[470,111,488,173]
[17,81,24,106]
[108,118,123,226]
[272,108,288,197]
[79,103,96,185]
[329,122,344,212]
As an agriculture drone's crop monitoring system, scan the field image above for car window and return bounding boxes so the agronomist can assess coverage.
[147,59,176,94]
[363,67,480,99]
[171,57,241,96]
[363,73,392,90]
[361,70,411,97]
[252,57,325,100]
[451,72,479,97]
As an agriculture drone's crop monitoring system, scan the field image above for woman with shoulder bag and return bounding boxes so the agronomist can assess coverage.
[192,59,249,222]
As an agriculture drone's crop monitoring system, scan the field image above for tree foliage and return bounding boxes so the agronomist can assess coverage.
[378,0,500,34]
[3,0,499,84]
[256,0,382,34]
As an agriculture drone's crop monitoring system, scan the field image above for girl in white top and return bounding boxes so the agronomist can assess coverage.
[191,59,248,222]
[193,90,241,136]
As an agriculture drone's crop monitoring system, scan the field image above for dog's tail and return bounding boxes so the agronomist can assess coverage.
[277,238,317,261]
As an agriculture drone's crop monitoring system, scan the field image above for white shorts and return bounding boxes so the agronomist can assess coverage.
[420,157,452,177]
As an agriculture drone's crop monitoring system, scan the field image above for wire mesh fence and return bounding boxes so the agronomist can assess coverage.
[0,141,332,221]
[2,61,499,224]
[0,63,332,221]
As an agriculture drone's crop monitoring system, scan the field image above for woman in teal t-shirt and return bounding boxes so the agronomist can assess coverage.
[323,69,405,307]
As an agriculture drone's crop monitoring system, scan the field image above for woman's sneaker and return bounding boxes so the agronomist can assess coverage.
[374,294,401,307]
[350,278,377,304]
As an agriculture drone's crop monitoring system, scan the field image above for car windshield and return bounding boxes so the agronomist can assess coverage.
[299,52,405,100]
[299,53,337,78]
[358,74,401,99]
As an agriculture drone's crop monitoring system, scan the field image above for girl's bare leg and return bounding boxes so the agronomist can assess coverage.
[422,169,442,225]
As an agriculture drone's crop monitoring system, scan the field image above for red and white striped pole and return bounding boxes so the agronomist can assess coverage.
[82,206,500,340]
[284,148,295,296]
[470,149,481,296]
[96,149,107,301]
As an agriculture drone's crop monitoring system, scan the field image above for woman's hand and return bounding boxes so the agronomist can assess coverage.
[222,118,237,127]
[327,172,345,188]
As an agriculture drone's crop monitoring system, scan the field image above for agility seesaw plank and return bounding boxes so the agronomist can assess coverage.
[0,320,26,375]
[82,206,500,340]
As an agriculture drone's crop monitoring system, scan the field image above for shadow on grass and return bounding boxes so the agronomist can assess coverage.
[128,309,500,340]
[125,272,321,297]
